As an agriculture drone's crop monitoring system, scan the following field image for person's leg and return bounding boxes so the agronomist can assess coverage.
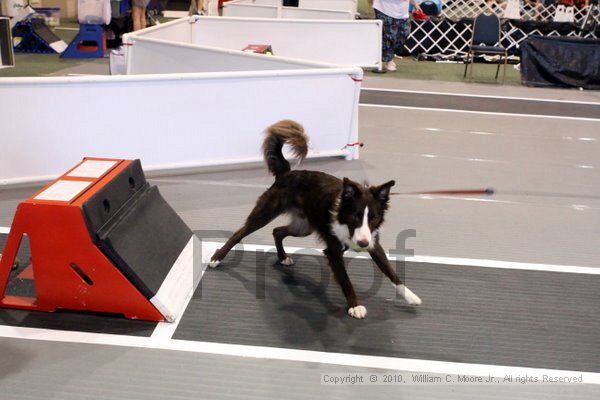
[140,7,147,29]
[132,6,142,31]
[374,9,396,63]
[190,0,204,15]
[393,18,411,59]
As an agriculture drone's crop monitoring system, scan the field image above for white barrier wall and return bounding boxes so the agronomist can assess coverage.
[225,0,358,13]
[190,16,381,68]
[129,17,192,42]
[281,7,353,19]
[223,1,354,20]
[0,68,361,185]
[0,15,369,186]
[223,3,278,18]
[299,0,357,13]
[126,36,349,74]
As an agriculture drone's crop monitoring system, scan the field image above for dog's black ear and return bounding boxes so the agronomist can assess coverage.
[342,177,360,200]
[372,180,395,202]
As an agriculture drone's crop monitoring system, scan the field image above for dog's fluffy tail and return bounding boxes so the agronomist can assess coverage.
[263,120,308,177]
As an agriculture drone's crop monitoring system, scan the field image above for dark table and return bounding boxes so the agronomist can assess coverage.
[520,35,600,89]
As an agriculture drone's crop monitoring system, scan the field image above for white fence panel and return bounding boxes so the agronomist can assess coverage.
[223,3,279,18]
[190,16,381,68]
[299,0,357,13]
[125,37,333,74]
[128,17,192,42]
[0,70,361,185]
[223,1,354,19]
[282,7,353,19]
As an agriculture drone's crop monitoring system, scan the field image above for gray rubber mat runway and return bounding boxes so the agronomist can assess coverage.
[360,89,600,119]
[174,250,600,373]
[0,233,157,335]
[1,337,598,400]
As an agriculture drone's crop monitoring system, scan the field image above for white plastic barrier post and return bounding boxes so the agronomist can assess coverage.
[189,16,381,68]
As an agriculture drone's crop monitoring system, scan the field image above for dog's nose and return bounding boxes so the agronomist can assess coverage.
[357,240,370,248]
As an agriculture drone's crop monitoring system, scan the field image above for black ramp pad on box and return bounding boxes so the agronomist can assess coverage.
[0,233,157,335]
[0,17,14,67]
[174,250,600,373]
[82,160,193,300]
[30,20,62,45]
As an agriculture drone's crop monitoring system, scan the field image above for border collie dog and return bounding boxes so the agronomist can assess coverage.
[209,120,421,319]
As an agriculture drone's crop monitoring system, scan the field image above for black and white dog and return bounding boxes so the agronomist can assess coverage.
[209,120,421,319]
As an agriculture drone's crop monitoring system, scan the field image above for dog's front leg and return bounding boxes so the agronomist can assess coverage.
[368,241,421,305]
[324,242,367,319]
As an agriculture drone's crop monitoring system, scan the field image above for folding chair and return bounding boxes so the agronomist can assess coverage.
[463,12,508,84]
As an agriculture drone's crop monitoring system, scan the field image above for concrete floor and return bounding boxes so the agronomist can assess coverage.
[0,77,599,399]
[147,93,600,267]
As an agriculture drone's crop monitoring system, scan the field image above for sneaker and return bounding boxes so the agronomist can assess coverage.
[385,60,397,72]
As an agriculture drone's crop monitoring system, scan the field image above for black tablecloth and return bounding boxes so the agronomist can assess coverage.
[520,35,600,89]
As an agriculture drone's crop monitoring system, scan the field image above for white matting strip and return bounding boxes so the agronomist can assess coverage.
[0,230,596,275]
[150,236,200,322]
[202,241,600,275]
[150,240,218,339]
[361,87,600,106]
[359,103,600,122]
[0,324,598,384]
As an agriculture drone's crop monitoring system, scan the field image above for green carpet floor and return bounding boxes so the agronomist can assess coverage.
[366,57,522,86]
[0,19,109,78]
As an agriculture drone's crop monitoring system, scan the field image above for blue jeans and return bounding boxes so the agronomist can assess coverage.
[375,9,411,62]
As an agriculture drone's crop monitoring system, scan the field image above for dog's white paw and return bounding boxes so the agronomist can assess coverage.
[279,256,294,266]
[396,284,422,305]
[348,305,367,319]
[208,259,221,268]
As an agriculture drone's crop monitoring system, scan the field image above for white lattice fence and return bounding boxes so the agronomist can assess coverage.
[406,19,472,56]
[405,18,598,58]
[442,0,504,20]
[442,0,595,24]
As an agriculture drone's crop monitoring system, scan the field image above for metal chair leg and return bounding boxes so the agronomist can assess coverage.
[468,52,475,81]
[495,59,501,80]
[463,52,470,78]
[502,52,507,85]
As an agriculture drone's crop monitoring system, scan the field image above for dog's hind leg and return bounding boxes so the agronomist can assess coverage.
[273,216,313,266]
[368,241,421,305]
[209,188,286,267]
